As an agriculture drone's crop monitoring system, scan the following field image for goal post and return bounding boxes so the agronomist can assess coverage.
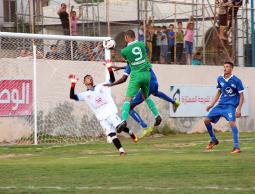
[0,32,112,145]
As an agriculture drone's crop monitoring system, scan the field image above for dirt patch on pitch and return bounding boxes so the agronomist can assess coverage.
[0,153,33,159]
[154,142,200,149]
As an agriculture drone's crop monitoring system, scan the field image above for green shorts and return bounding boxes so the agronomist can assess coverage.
[126,71,150,98]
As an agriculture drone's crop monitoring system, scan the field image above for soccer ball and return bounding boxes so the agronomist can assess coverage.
[103,38,116,49]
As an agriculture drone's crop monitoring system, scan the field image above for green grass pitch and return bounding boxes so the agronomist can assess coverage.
[0,132,255,194]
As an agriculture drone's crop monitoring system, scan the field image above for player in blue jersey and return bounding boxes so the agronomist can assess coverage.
[104,64,180,134]
[204,61,244,154]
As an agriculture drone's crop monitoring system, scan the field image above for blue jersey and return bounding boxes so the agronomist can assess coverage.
[216,75,244,107]
[124,64,157,84]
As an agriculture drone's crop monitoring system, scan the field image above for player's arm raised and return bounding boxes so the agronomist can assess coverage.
[104,64,129,87]
[107,66,115,83]
[69,74,79,101]
[206,90,221,112]
[111,66,125,71]
[103,61,116,83]
[104,74,128,87]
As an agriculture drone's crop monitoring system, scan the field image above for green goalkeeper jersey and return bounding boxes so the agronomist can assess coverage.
[121,40,152,72]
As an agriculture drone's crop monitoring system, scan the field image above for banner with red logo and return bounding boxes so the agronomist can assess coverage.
[0,80,32,116]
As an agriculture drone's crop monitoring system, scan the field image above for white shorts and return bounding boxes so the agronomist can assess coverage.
[99,114,122,136]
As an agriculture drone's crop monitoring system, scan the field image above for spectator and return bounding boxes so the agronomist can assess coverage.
[46,45,62,60]
[36,49,44,59]
[17,48,31,58]
[168,24,175,64]
[146,25,153,62]
[57,3,71,59]
[18,48,28,57]
[176,21,184,64]
[184,22,194,65]
[228,0,243,31]
[217,0,228,40]
[160,26,168,64]
[151,26,158,63]
[138,22,144,42]
[111,49,122,62]
[93,43,104,61]
[74,43,88,61]
[70,6,82,36]
[192,51,203,65]
[70,6,82,57]
[153,26,162,64]
[57,3,70,35]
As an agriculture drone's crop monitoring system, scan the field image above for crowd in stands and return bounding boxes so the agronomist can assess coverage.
[16,1,242,65]
[17,42,104,61]
[217,0,242,40]
[135,16,196,65]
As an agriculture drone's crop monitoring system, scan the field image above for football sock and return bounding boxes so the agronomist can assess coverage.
[205,123,217,142]
[145,97,159,117]
[231,125,239,148]
[122,101,130,121]
[155,91,175,104]
[129,110,148,128]
[112,137,122,150]
[122,127,130,134]
[118,147,125,153]
[109,133,123,151]
[122,127,136,139]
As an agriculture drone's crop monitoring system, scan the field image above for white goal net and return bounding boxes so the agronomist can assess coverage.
[0,32,111,144]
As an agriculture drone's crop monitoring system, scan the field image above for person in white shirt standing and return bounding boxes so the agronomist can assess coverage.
[69,67,137,156]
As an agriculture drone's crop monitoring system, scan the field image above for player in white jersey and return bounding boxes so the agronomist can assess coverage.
[69,67,137,156]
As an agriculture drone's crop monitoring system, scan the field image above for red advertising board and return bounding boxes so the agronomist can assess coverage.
[0,80,32,116]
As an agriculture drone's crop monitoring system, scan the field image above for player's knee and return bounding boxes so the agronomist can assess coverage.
[107,133,117,143]
[141,93,148,100]
[204,118,211,125]
[229,121,236,127]
[151,89,158,96]
[125,97,133,102]
[130,104,135,110]
[152,92,158,97]
[108,132,117,139]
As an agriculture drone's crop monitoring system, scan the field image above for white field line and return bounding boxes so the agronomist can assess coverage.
[0,185,255,191]
[1,137,254,148]
[31,137,255,152]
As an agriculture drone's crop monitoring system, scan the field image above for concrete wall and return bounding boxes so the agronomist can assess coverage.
[0,58,254,142]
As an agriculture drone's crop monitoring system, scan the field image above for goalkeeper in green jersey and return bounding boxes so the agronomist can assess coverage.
[117,30,161,131]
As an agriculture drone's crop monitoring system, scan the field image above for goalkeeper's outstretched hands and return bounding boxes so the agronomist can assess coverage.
[69,74,79,101]
[69,74,79,84]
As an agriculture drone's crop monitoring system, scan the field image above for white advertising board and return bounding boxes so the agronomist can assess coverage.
[169,85,249,117]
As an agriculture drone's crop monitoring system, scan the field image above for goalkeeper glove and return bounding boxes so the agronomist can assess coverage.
[69,74,78,88]
[104,59,112,68]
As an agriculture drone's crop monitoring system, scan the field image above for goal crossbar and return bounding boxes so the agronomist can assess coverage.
[0,32,110,42]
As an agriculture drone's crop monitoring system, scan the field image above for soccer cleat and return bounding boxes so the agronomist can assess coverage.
[120,152,126,157]
[141,127,153,138]
[141,129,147,138]
[116,120,127,133]
[206,139,219,150]
[146,127,153,135]
[173,100,181,112]
[231,148,241,154]
[130,133,138,143]
[154,115,162,127]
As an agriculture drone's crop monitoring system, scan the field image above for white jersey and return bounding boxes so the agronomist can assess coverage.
[77,83,118,121]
